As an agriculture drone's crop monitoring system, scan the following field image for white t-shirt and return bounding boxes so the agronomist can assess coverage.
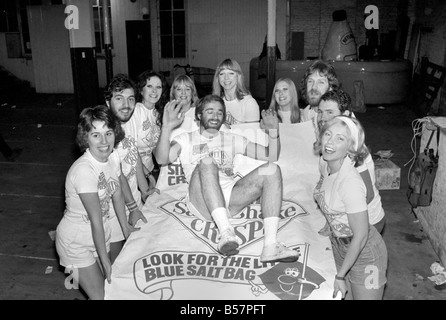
[63,149,121,224]
[313,157,368,238]
[114,108,143,209]
[278,110,292,124]
[135,102,161,173]
[356,154,385,225]
[224,94,260,125]
[172,130,249,184]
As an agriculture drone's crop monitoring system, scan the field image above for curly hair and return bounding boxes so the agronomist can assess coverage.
[76,105,125,152]
[104,73,136,103]
[319,89,352,114]
[299,60,339,105]
[136,70,169,126]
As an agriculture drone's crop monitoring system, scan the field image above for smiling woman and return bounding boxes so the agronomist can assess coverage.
[313,116,388,300]
[55,105,129,300]
[212,58,260,125]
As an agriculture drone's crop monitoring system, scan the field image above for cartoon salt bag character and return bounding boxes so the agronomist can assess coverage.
[322,9,357,61]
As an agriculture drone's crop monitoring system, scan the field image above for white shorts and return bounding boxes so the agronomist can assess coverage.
[186,175,237,221]
[55,216,111,268]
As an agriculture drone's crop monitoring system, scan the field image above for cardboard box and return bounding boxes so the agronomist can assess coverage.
[375,159,401,190]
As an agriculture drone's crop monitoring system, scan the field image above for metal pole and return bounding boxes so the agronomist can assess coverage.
[102,0,113,82]
[266,0,277,108]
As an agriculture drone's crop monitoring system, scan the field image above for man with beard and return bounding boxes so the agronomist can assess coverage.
[155,94,299,263]
[104,74,149,262]
[299,60,339,122]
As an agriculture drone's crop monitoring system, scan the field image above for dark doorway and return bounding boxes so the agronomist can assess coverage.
[126,20,152,82]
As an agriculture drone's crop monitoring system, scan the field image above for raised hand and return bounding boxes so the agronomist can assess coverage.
[162,99,186,130]
[261,109,279,132]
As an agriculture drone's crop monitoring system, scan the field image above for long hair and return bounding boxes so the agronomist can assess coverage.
[212,58,250,100]
[136,70,169,127]
[170,74,199,108]
[314,116,369,167]
[195,94,226,122]
[104,73,136,103]
[299,60,339,105]
[76,105,124,153]
[269,78,300,123]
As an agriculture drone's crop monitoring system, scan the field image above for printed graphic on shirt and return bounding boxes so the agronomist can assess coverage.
[190,139,237,178]
[82,172,119,223]
[314,175,352,236]
[226,112,239,125]
[141,119,161,156]
[120,136,139,180]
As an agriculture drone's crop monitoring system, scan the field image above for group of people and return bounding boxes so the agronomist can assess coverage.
[55,57,388,300]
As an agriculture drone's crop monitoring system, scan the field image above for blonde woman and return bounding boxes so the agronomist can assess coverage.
[269,78,300,124]
[313,116,387,300]
[169,74,199,127]
[212,58,260,125]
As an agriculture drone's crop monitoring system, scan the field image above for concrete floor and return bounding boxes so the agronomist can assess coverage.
[1,90,446,300]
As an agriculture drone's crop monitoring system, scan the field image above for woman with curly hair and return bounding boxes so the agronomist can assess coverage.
[135,70,169,190]
[55,105,136,300]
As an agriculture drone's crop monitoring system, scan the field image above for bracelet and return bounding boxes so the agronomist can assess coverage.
[269,134,280,139]
[126,201,138,212]
[335,274,345,280]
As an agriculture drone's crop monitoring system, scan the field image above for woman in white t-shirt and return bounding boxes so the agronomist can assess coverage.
[313,116,387,300]
[135,70,169,191]
[268,78,300,124]
[316,90,385,233]
[169,74,199,133]
[212,58,260,125]
[55,105,136,300]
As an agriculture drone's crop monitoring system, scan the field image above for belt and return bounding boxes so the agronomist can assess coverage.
[332,235,353,246]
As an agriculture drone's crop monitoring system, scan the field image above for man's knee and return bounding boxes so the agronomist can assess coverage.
[259,162,282,178]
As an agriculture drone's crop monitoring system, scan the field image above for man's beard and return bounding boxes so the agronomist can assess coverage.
[112,108,134,123]
[307,90,322,107]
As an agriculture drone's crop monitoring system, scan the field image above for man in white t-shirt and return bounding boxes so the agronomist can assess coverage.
[104,74,150,262]
[299,60,339,122]
[155,95,299,263]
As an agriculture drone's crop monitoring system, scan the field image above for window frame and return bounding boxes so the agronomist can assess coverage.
[159,0,186,59]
